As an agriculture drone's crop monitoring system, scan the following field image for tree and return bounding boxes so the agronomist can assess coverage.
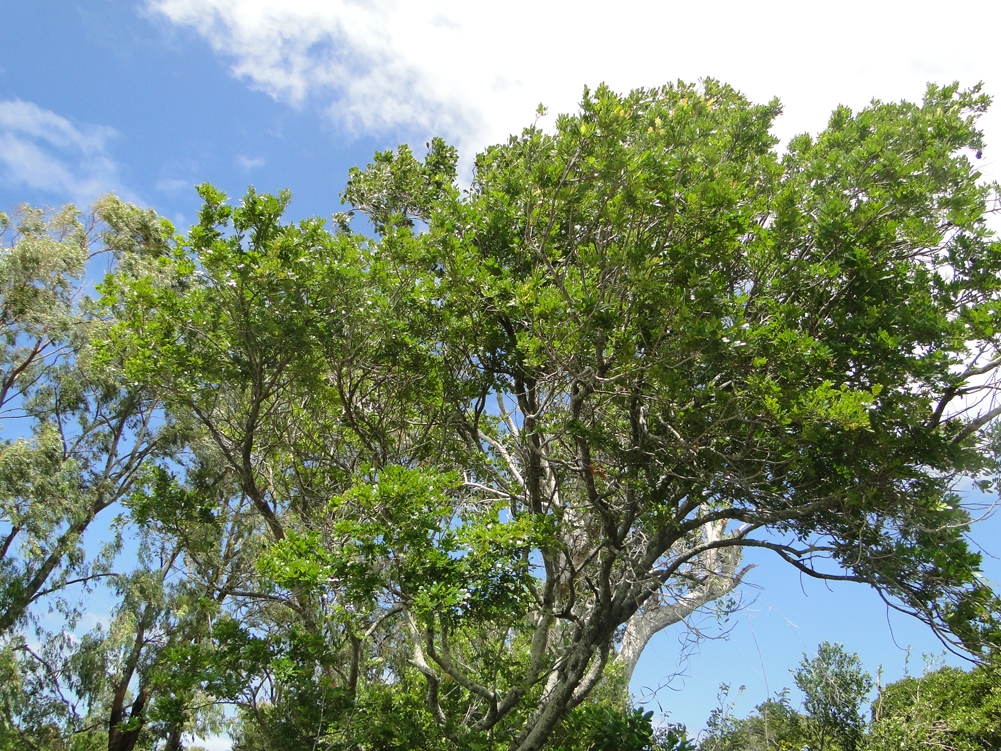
[0,198,185,637]
[866,654,1001,751]
[101,80,1001,750]
[699,689,809,751]
[793,642,873,751]
[0,197,220,751]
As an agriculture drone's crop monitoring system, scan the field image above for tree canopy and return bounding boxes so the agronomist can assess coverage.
[1,79,1000,750]
[700,643,1001,751]
[868,652,1001,750]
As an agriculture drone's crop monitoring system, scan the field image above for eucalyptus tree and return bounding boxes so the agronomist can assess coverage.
[0,442,258,751]
[103,80,1001,751]
[0,197,210,750]
[0,197,186,636]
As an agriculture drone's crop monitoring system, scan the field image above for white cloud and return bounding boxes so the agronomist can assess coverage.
[237,154,266,170]
[149,0,1001,177]
[193,734,232,751]
[0,100,128,206]
[155,176,193,193]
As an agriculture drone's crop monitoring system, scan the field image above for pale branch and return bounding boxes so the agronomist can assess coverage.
[363,606,404,639]
[474,429,525,488]
[957,353,1001,381]
[404,610,446,726]
[617,560,751,682]
[496,391,520,438]
[429,624,497,711]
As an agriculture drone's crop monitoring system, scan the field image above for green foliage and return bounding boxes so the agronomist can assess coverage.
[866,655,1001,751]
[689,643,1001,751]
[319,683,454,751]
[527,692,695,751]
[793,642,873,751]
[699,691,809,751]
[259,465,538,624]
[0,196,202,751]
[0,194,186,632]
[558,705,659,751]
[11,77,997,751]
[341,137,459,233]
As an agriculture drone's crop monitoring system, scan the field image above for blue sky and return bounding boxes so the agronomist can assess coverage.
[4,0,1001,742]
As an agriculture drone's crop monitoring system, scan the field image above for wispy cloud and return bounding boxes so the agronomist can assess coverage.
[0,100,128,206]
[149,0,1001,177]
[237,155,265,170]
[155,176,193,194]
